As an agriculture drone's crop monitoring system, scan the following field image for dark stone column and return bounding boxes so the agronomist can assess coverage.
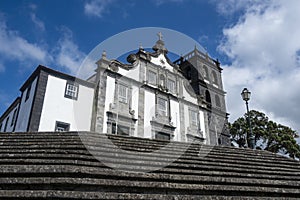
[27,70,48,132]
[94,71,107,133]
[137,87,145,138]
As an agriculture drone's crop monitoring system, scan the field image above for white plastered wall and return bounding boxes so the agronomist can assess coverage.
[102,76,116,133]
[144,90,155,139]
[199,110,207,144]
[131,85,139,137]
[150,54,174,72]
[170,99,180,141]
[38,75,94,131]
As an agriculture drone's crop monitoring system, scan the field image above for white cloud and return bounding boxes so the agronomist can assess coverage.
[0,15,87,76]
[212,0,270,16]
[219,0,300,133]
[28,4,45,31]
[198,35,209,44]
[54,27,87,76]
[0,16,51,69]
[30,13,45,31]
[84,0,113,17]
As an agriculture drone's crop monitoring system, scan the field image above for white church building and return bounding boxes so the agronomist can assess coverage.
[0,34,230,145]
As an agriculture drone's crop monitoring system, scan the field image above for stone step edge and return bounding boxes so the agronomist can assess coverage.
[0,177,299,194]
[0,190,298,200]
[0,150,298,173]
[1,164,300,181]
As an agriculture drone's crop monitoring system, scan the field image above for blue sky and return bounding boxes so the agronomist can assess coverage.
[1,0,300,136]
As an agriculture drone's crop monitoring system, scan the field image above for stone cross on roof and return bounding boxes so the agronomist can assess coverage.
[153,32,167,53]
[157,32,163,41]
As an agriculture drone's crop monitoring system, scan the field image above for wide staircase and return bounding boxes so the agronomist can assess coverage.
[0,131,299,199]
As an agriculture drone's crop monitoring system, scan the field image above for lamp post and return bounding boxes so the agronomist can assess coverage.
[241,88,255,149]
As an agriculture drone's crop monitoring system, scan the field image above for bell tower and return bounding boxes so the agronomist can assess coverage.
[175,47,230,145]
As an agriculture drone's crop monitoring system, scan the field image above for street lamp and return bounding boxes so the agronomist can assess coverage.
[241,88,255,149]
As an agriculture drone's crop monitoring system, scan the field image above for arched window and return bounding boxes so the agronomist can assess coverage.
[215,94,221,107]
[160,74,165,87]
[205,90,211,109]
[203,65,209,79]
[186,66,191,80]
[212,71,218,85]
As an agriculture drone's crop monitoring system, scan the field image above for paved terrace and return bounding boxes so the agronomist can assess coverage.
[0,131,299,199]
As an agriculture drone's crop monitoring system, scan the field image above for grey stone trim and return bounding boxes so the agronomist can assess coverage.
[106,111,137,135]
[107,80,137,136]
[203,111,210,145]
[137,87,145,138]
[150,120,176,138]
[93,69,107,133]
[179,101,185,142]
[64,81,79,100]
[186,133,205,143]
[90,84,99,132]
[20,65,94,92]
[113,80,133,118]
[27,70,48,132]
[54,121,70,132]
[155,92,170,119]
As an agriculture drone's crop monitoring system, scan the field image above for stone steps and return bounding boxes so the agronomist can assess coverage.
[0,142,298,173]
[0,150,299,179]
[1,164,300,185]
[0,176,299,198]
[0,176,299,193]
[0,150,298,176]
[0,133,295,164]
[0,131,294,159]
[0,131,299,199]
[0,190,298,200]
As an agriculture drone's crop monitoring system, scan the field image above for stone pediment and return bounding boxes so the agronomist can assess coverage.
[150,53,176,72]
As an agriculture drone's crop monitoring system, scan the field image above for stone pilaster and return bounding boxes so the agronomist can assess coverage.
[179,100,185,142]
[28,70,48,132]
[94,70,107,133]
[137,87,145,138]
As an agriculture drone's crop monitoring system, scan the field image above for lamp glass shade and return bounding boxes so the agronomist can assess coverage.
[241,88,251,101]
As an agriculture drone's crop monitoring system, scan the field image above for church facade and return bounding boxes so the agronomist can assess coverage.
[0,34,230,145]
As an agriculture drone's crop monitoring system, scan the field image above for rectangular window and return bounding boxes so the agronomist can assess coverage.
[112,124,130,136]
[157,97,167,116]
[55,121,70,132]
[167,79,175,93]
[190,110,198,126]
[148,70,157,85]
[65,82,79,100]
[0,123,2,132]
[155,132,170,141]
[118,84,128,103]
[25,84,31,102]
[11,108,18,127]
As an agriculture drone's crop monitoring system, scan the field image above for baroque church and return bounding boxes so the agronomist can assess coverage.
[0,33,230,146]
